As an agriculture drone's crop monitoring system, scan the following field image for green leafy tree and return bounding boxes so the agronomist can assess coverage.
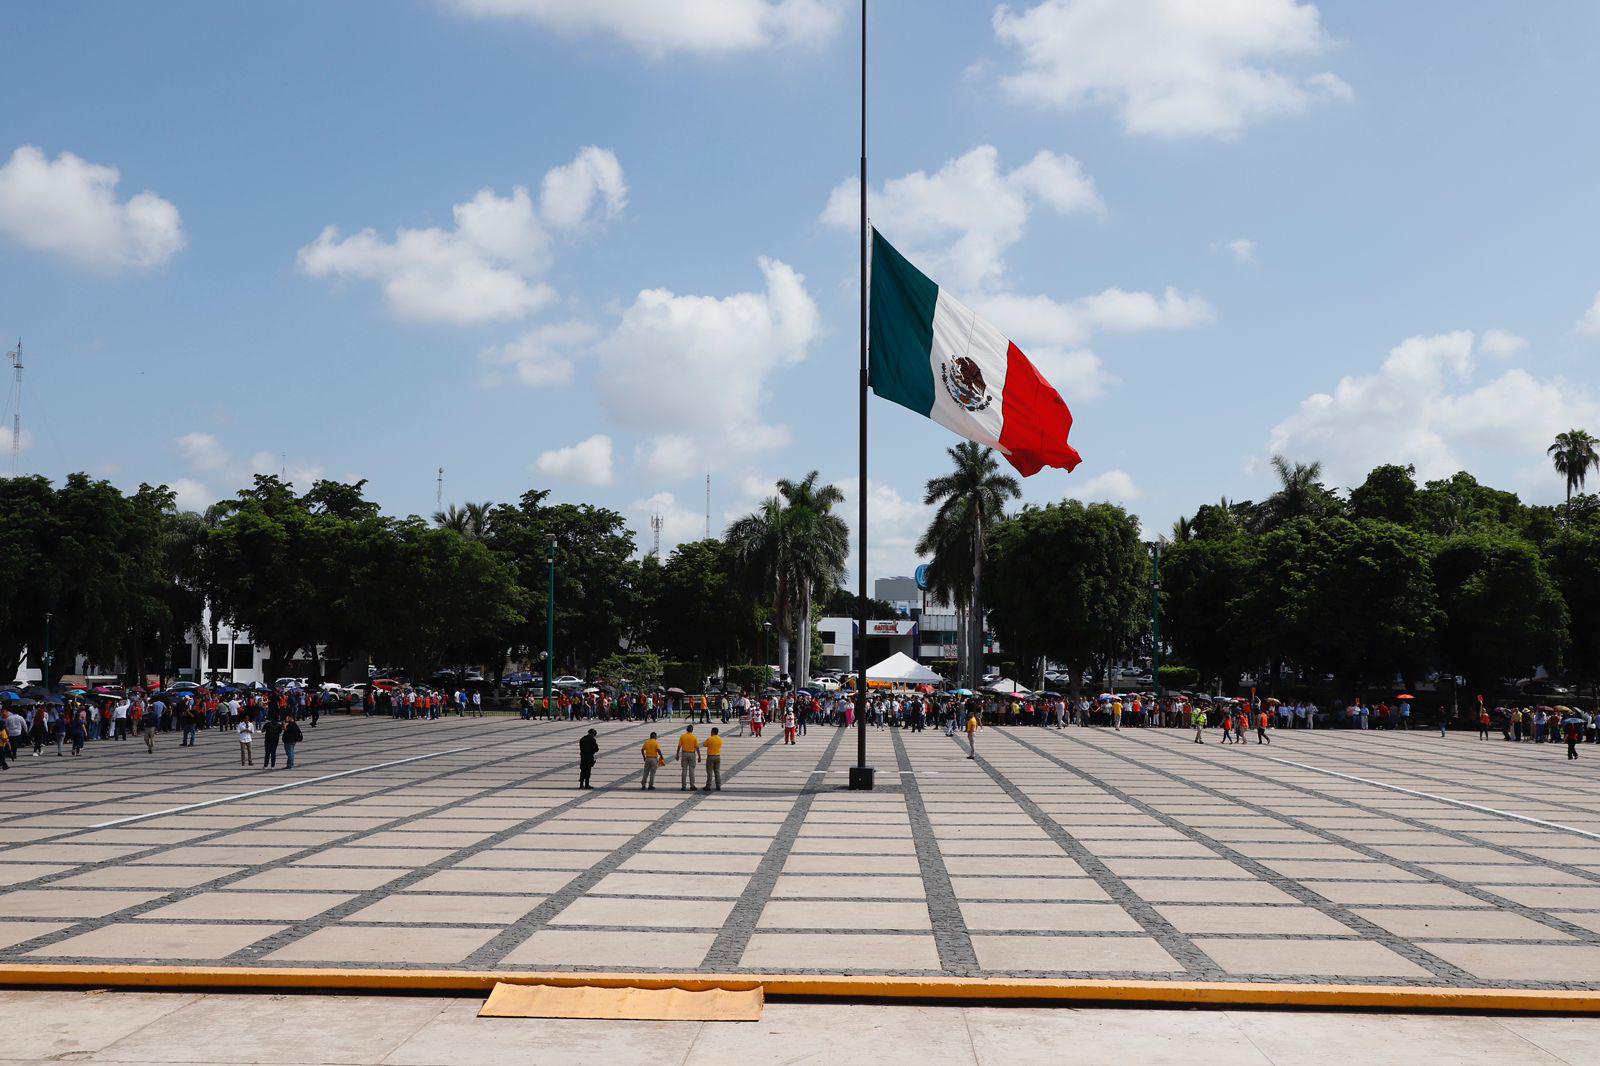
[1433,529,1568,696]
[1416,472,1523,535]
[1161,532,1252,691]
[985,500,1145,698]
[485,490,637,673]
[1546,524,1600,702]
[1349,464,1420,526]
[652,539,755,670]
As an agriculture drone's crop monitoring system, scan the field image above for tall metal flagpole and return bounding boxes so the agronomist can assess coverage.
[850,0,874,791]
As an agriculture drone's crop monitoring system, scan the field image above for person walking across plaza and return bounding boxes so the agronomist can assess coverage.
[965,710,980,759]
[1192,703,1207,744]
[578,727,599,788]
[282,715,303,769]
[1564,712,1585,761]
[703,726,724,791]
[677,725,701,790]
[1256,708,1272,744]
[640,731,663,789]
[783,707,797,745]
[140,706,158,754]
[263,716,281,768]
[237,715,255,766]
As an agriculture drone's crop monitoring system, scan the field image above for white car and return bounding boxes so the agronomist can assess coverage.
[812,677,843,691]
[552,675,584,688]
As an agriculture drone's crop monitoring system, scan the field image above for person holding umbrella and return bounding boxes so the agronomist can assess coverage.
[1562,709,1585,761]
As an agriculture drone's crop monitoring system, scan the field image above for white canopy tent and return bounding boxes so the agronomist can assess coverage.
[864,652,942,685]
[984,677,1027,694]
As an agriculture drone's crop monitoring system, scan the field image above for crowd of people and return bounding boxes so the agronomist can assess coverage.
[0,685,324,770]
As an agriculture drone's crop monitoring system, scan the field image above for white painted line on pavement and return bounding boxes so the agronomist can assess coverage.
[1258,754,1600,843]
[89,747,476,828]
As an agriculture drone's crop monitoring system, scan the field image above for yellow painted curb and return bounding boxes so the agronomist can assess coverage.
[0,965,1597,1013]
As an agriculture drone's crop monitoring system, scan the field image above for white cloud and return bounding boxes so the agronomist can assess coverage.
[176,431,230,472]
[479,320,595,386]
[1266,330,1600,487]
[832,476,931,586]
[1224,237,1256,263]
[972,287,1212,399]
[1066,468,1141,503]
[825,146,1210,404]
[0,145,185,270]
[1478,328,1527,358]
[1576,291,1600,337]
[448,0,839,54]
[172,432,325,496]
[170,478,214,512]
[596,257,819,476]
[534,433,615,486]
[540,147,627,230]
[823,145,1102,290]
[297,147,622,325]
[993,0,1350,138]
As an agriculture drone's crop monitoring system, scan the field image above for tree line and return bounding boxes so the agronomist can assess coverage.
[923,432,1600,704]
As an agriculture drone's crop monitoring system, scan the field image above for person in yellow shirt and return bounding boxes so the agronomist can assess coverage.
[965,713,980,759]
[640,732,663,790]
[702,727,724,791]
[677,725,700,790]
[1112,697,1123,731]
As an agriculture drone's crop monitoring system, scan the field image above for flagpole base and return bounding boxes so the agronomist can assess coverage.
[848,766,876,790]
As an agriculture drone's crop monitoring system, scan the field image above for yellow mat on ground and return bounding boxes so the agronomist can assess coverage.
[478,981,764,1021]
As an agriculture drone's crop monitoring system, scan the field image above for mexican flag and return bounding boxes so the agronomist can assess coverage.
[869,228,1081,477]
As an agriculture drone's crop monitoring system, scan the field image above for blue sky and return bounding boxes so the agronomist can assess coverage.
[3,0,1599,583]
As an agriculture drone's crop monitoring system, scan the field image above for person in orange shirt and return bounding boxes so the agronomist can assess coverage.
[702,727,724,791]
[676,726,701,790]
[1256,710,1272,744]
[640,732,663,790]
[1219,711,1234,744]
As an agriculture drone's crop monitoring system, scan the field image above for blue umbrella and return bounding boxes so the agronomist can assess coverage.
[0,691,17,701]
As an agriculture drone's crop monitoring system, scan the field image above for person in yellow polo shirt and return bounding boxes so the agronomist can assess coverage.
[677,725,700,790]
[965,712,980,759]
[702,727,724,791]
[640,731,663,790]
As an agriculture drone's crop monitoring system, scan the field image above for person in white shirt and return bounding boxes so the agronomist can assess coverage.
[237,718,256,766]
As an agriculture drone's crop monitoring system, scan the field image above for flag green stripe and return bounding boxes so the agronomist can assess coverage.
[869,228,938,417]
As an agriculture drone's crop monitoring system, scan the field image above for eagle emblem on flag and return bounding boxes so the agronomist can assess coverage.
[940,356,992,412]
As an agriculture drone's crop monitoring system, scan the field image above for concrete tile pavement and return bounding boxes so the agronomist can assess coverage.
[3,990,1600,1064]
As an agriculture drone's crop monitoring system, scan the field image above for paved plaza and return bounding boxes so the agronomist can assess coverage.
[5,989,1600,1065]
[1,715,1600,987]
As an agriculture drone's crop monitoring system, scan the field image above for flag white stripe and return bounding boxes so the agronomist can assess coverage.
[927,288,1010,452]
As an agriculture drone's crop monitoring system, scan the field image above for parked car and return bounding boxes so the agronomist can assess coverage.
[552,675,585,689]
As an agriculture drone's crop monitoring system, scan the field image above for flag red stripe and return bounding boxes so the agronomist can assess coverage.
[997,341,1082,477]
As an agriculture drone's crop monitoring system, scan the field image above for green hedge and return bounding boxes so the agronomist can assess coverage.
[1158,665,1199,690]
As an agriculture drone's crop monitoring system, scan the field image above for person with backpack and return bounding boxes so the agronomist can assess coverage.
[282,715,304,769]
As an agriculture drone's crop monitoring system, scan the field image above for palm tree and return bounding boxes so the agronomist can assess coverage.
[726,472,848,689]
[774,473,848,690]
[1170,516,1193,543]
[919,442,1020,689]
[1549,429,1600,513]
[1254,456,1337,531]
[433,500,494,539]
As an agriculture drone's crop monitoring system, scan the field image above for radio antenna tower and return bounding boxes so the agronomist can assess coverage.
[436,467,443,510]
[705,473,711,540]
[649,513,663,556]
[6,339,20,475]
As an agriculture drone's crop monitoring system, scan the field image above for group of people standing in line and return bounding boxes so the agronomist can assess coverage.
[0,687,321,769]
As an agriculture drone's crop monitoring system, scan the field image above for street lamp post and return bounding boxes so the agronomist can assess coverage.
[545,537,556,713]
[42,611,52,688]
[1150,541,1163,703]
